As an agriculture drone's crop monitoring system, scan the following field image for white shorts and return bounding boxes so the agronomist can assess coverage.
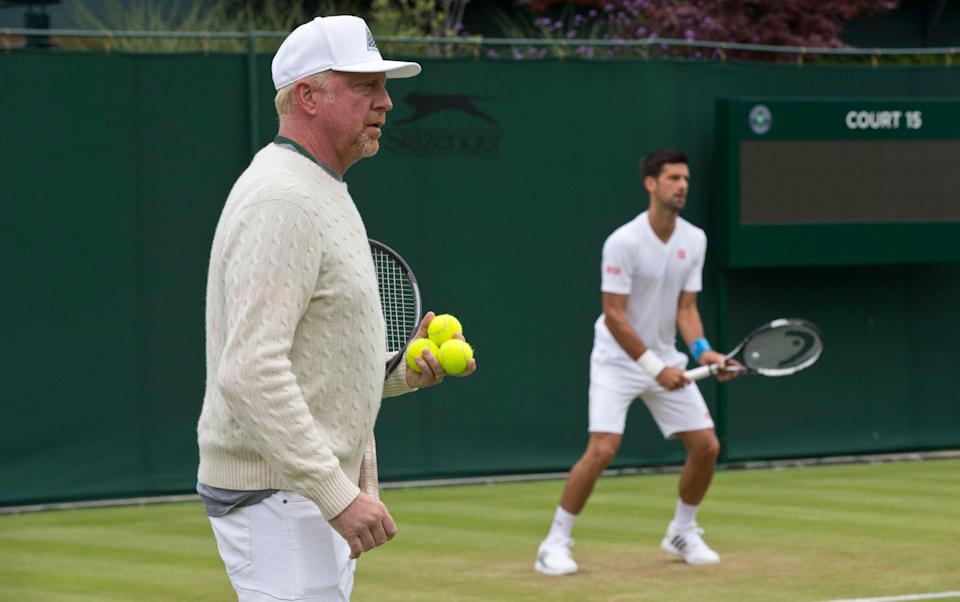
[589,346,714,438]
[208,491,355,602]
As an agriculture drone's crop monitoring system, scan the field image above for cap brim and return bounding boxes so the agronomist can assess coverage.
[332,59,422,79]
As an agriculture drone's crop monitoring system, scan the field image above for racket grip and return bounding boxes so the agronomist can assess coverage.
[684,364,717,381]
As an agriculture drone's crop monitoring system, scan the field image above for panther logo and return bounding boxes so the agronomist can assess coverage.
[396,93,498,126]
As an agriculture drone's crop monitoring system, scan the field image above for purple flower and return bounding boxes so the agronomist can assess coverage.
[566,30,577,39]
[486,49,499,59]
[684,29,695,40]
[512,48,525,60]
[535,16,551,28]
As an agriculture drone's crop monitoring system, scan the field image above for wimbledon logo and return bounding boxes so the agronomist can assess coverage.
[748,104,772,135]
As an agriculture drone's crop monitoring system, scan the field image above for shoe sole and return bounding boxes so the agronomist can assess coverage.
[534,560,577,576]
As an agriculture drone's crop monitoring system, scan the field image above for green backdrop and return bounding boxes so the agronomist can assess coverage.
[2,50,958,506]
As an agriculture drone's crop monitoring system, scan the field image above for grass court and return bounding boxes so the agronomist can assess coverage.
[1,458,958,602]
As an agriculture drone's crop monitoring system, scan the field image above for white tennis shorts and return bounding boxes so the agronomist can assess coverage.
[208,491,355,602]
[589,346,714,438]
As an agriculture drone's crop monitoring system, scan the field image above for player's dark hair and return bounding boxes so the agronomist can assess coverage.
[642,149,688,179]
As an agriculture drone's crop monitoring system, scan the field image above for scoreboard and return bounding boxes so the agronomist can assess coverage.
[716,98,960,267]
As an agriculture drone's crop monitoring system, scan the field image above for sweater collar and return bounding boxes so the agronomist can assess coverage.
[273,135,343,182]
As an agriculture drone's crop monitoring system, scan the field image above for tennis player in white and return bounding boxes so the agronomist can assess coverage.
[535,149,740,575]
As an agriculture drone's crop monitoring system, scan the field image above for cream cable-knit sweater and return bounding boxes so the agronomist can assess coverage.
[198,143,412,519]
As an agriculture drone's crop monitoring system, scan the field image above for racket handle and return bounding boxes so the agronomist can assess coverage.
[684,364,718,381]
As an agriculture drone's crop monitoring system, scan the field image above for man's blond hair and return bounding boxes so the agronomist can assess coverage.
[274,71,335,116]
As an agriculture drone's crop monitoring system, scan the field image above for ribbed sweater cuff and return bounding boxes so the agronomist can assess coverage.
[198,447,361,520]
[304,468,361,520]
[383,362,417,398]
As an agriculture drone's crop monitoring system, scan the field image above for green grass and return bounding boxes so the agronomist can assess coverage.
[2,460,959,601]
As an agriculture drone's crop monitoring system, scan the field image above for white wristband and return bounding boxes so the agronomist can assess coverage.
[637,349,666,378]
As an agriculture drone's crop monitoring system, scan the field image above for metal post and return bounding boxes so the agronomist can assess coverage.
[716,268,729,463]
[23,6,51,49]
[245,31,260,157]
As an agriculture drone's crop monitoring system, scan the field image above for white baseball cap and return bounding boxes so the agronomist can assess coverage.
[272,16,422,90]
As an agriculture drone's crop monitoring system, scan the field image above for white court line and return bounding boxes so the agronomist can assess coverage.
[817,592,960,602]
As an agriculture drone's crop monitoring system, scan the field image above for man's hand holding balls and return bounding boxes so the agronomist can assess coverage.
[404,312,476,387]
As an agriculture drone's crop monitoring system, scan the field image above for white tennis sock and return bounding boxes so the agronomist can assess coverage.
[546,506,578,543]
[670,499,700,531]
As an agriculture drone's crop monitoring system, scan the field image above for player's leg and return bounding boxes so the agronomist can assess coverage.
[535,379,635,576]
[558,432,623,514]
[208,491,354,601]
[660,427,722,564]
[639,385,721,565]
[675,427,720,507]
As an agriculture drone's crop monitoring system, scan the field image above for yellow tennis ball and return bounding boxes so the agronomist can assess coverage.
[438,339,474,375]
[427,314,463,347]
[405,338,440,373]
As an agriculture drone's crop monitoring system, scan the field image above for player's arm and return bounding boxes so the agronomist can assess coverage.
[676,292,739,381]
[677,292,710,357]
[603,293,689,390]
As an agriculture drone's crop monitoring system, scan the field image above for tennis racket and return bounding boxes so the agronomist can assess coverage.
[684,318,823,381]
[369,239,422,379]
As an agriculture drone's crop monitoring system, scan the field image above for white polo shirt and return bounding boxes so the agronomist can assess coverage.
[593,211,706,367]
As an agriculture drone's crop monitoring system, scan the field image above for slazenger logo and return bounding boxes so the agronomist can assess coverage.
[396,93,497,126]
[384,92,501,158]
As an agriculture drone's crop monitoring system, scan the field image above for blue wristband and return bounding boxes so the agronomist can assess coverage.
[691,337,712,362]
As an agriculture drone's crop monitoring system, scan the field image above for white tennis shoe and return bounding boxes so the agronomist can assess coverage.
[660,525,720,566]
[534,537,578,576]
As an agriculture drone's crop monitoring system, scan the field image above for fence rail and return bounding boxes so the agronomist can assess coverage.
[2,27,959,59]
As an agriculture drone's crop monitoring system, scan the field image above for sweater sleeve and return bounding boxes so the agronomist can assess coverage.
[358,434,379,498]
[215,198,359,519]
[382,355,417,398]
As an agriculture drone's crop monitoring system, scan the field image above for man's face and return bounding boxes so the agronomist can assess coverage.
[646,162,689,212]
[318,71,393,170]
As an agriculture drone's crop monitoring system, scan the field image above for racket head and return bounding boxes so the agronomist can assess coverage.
[369,239,422,377]
[736,318,823,376]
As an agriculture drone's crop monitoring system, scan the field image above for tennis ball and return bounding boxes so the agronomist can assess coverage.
[427,314,463,347]
[438,339,474,375]
[405,338,440,373]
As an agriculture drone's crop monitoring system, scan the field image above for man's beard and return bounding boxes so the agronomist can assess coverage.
[658,194,684,213]
[356,133,380,158]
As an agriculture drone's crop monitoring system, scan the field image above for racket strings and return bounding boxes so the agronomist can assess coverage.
[742,325,822,374]
[371,248,417,353]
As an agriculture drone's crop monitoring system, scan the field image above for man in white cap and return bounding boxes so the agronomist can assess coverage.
[196,15,475,601]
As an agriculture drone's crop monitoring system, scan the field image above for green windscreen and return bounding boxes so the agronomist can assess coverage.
[2,53,959,506]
